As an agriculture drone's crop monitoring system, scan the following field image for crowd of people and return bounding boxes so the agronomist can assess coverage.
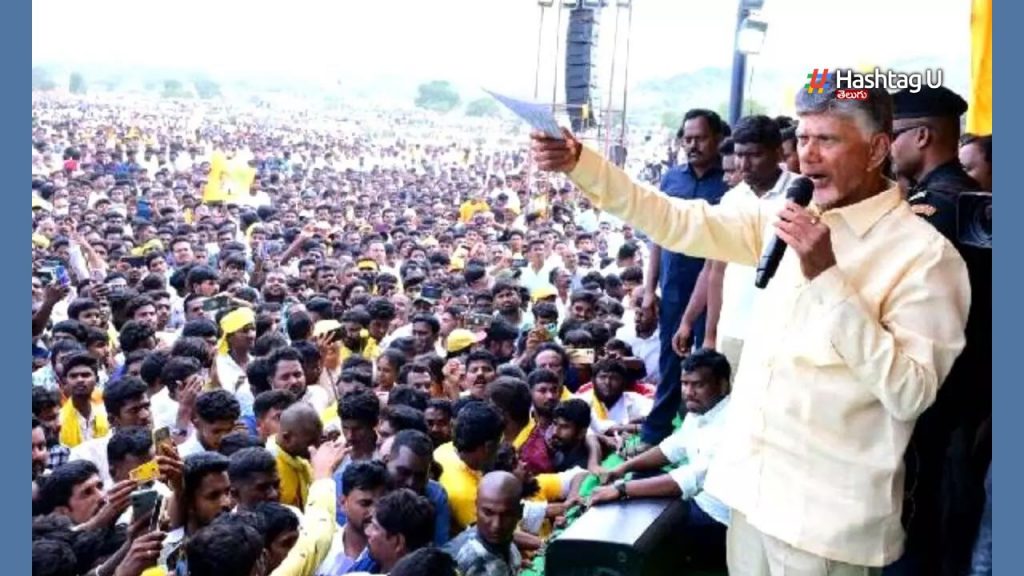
[31,75,992,576]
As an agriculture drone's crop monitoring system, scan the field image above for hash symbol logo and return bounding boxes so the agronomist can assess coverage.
[805,68,830,94]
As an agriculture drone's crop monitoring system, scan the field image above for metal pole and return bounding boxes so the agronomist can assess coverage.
[604,6,621,157]
[533,6,546,100]
[727,0,747,126]
[619,2,633,149]
[552,5,563,113]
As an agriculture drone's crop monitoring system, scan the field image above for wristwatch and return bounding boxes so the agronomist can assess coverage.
[614,478,628,501]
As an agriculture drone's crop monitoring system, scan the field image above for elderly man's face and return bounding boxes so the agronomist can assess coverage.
[796,113,889,210]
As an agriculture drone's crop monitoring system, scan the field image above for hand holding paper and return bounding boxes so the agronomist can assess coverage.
[484,89,565,140]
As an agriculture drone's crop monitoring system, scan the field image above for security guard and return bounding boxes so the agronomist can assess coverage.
[890,86,982,242]
[888,86,991,576]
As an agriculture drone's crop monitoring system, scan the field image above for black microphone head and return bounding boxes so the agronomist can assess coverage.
[785,176,815,206]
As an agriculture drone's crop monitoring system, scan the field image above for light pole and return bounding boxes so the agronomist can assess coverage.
[534,0,554,100]
[728,0,767,126]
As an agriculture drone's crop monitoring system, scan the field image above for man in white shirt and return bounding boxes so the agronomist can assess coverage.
[531,83,970,573]
[616,287,662,386]
[69,376,152,489]
[267,346,330,415]
[589,348,732,567]
[177,389,241,458]
[576,359,653,436]
[704,116,797,375]
[519,238,557,294]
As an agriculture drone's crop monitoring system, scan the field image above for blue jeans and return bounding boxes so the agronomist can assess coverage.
[641,301,704,445]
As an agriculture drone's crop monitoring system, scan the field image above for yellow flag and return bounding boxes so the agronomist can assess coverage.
[202,151,229,203]
[967,0,992,135]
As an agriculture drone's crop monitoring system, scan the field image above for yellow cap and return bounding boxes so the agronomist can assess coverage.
[531,284,558,302]
[445,329,485,354]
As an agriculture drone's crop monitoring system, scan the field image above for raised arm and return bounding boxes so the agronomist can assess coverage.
[532,132,765,266]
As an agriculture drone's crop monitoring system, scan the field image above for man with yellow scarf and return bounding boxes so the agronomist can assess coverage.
[58,353,109,449]
[266,402,323,509]
[217,307,257,421]
[215,307,256,395]
[577,358,653,437]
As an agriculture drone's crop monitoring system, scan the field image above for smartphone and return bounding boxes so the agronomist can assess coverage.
[569,348,596,365]
[149,493,164,531]
[512,258,528,268]
[545,323,559,339]
[202,295,230,312]
[153,426,173,452]
[53,265,71,287]
[130,488,159,522]
[462,313,488,331]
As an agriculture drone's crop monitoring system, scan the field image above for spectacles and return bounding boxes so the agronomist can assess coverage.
[892,123,931,140]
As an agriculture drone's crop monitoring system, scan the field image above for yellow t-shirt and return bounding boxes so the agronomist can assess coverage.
[459,199,489,223]
[434,442,481,534]
[267,437,313,509]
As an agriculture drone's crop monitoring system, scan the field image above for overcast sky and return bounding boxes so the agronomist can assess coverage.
[33,0,971,99]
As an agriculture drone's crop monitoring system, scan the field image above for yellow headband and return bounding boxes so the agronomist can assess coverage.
[217,307,256,354]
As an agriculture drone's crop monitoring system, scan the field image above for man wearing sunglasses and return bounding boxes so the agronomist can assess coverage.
[889,86,981,242]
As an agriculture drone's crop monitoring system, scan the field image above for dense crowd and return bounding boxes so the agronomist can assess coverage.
[30,80,992,576]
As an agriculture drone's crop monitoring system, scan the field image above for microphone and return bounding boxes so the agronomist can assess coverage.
[754,176,815,289]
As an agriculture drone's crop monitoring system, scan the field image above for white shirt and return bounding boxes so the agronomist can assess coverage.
[576,209,599,233]
[715,171,795,341]
[615,325,662,385]
[379,323,445,356]
[657,396,731,525]
[150,387,180,431]
[578,390,652,434]
[519,262,556,294]
[177,434,207,459]
[378,323,411,350]
[69,434,113,488]
[76,410,103,444]
[301,385,331,415]
[216,353,249,395]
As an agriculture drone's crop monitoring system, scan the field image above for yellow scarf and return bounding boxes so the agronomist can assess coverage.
[217,308,256,355]
[339,332,380,362]
[268,437,313,509]
[59,400,109,448]
[583,390,609,422]
[513,418,536,449]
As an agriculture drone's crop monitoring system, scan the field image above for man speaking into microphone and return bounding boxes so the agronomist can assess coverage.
[531,74,970,576]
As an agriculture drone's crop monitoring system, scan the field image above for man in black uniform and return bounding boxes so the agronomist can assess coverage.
[887,86,992,576]
[890,86,982,239]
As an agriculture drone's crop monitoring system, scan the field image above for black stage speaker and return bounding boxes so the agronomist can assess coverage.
[565,6,600,133]
[544,498,688,576]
